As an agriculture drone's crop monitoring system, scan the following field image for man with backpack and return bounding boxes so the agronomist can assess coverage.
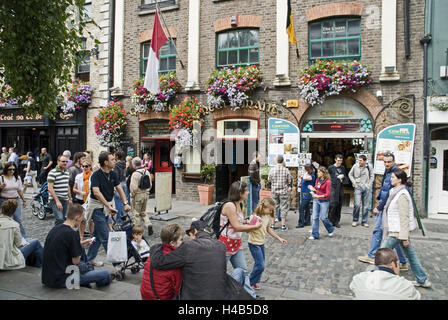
[348,155,374,227]
[129,157,153,236]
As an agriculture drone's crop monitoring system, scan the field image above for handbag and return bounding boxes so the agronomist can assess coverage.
[106,231,128,263]
[218,235,242,254]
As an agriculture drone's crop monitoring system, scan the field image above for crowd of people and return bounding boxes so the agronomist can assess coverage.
[0,145,432,300]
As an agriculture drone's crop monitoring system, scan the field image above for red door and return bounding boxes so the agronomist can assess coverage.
[153,139,175,193]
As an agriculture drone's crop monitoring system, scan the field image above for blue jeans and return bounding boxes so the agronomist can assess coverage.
[50,199,68,226]
[353,187,370,224]
[368,211,407,264]
[0,198,26,237]
[230,267,246,285]
[251,184,260,214]
[248,243,265,286]
[87,209,110,262]
[381,237,427,284]
[226,249,257,298]
[311,200,334,239]
[19,239,43,267]
[114,182,127,223]
[80,269,111,288]
[298,197,312,227]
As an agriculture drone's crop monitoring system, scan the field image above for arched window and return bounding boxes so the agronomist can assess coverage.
[216,29,259,67]
[309,18,361,63]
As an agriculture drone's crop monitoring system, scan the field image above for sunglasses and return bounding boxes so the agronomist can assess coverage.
[82,165,91,168]
[7,168,15,171]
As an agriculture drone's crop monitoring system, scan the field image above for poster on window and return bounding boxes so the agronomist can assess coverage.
[374,123,416,176]
[268,118,300,167]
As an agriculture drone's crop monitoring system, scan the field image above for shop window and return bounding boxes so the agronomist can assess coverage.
[309,18,361,63]
[141,40,176,77]
[185,148,201,174]
[217,29,259,67]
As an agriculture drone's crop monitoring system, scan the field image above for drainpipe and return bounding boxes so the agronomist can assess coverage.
[108,0,115,102]
[420,33,431,215]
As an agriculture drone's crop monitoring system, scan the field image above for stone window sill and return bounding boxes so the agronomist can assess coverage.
[139,4,179,16]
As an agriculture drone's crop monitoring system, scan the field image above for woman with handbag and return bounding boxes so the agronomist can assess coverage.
[220,181,262,299]
[0,162,27,238]
[73,159,94,239]
[381,168,432,288]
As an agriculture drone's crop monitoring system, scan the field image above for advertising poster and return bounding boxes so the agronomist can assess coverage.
[374,124,416,175]
[268,118,300,167]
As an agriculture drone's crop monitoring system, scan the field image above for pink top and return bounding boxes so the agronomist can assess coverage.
[314,178,331,201]
[0,175,22,199]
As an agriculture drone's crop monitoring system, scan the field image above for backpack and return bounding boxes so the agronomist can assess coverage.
[137,169,151,190]
[200,200,240,239]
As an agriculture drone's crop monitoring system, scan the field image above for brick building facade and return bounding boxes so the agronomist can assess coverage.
[108,0,426,212]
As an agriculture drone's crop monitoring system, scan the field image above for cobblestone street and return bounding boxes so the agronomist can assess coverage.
[3,193,447,300]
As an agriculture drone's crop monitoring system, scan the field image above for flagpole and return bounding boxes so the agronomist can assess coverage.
[154,0,185,69]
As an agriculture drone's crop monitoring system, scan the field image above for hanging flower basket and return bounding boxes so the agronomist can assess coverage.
[298,59,373,106]
[431,98,448,111]
[169,97,204,152]
[94,101,127,148]
[206,64,263,110]
[61,80,92,114]
[0,82,35,108]
[131,72,181,113]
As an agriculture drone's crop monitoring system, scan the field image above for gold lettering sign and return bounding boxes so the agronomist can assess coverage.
[0,112,43,121]
[203,100,279,115]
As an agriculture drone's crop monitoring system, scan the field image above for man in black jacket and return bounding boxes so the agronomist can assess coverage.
[328,154,347,228]
[149,220,255,300]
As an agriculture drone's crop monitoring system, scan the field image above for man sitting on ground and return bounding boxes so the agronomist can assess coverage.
[350,248,421,300]
[42,203,112,289]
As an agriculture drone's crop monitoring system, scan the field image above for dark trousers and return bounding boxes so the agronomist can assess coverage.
[298,197,312,227]
[328,185,343,225]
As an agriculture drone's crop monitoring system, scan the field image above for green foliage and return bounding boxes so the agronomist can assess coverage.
[200,165,215,185]
[0,0,99,117]
[260,165,271,189]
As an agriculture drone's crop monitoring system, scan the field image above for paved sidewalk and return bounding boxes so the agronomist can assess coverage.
[1,193,447,300]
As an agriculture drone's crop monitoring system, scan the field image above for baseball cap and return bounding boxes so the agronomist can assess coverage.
[185,218,207,235]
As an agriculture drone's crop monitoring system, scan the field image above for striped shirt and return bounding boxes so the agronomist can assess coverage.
[47,166,70,201]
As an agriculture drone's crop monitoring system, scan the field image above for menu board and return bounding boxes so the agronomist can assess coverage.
[268,118,300,167]
[296,153,313,177]
[374,124,416,176]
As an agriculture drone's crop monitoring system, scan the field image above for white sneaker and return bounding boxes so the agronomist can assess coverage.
[328,232,334,237]
[308,236,317,240]
[412,279,432,288]
[90,260,104,267]
[352,222,358,227]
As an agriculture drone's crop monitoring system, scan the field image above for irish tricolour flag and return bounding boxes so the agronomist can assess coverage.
[144,9,168,94]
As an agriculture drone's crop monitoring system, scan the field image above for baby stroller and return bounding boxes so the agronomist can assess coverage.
[111,213,149,281]
[31,182,53,220]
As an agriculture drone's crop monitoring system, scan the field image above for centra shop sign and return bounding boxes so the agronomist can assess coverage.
[203,100,280,115]
[303,97,371,120]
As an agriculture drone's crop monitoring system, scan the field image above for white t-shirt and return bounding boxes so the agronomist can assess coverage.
[74,173,85,201]
[131,239,150,258]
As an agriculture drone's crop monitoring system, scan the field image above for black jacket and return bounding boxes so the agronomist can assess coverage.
[113,161,127,183]
[149,231,253,300]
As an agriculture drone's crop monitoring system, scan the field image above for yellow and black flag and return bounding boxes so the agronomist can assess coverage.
[286,0,297,45]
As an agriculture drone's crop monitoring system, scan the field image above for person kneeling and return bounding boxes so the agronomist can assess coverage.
[350,248,420,300]
[42,203,112,289]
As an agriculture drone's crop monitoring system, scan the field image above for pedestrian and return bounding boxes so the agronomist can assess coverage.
[47,155,72,226]
[350,248,421,300]
[248,151,261,213]
[86,151,131,267]
[358,153,408,270]
[248,198,287,291]
[380,168,431,288]
[23,151,39,194]
[113,150,128,223]
[73,158,94,239]
[131,225,151,260]
[308,166,335,240]
[129,157,153,235]
[68,152,86,201]
[125,155,133,203]
[349,155,374,227]
[296,164,316,228]
[38,148,53,184]
[0,199,43,270]
[0,147,9,169]
[268,155,293,231]
[0,162,27,237]
[149,219,254,300]
[220,181,263,299]
[140,224,183,300]
[328,154,347,228]
[63,150,72,168]
[8,147,19,167]
[42,203,112,289]
[142,153,153,171]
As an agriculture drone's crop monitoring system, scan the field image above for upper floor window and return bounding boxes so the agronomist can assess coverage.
[84,1,92,21]
[309,18,361,62]
[141,40,176,77]
[217,29,259,67]
[76,38,90,82]
[141,0,176,10]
